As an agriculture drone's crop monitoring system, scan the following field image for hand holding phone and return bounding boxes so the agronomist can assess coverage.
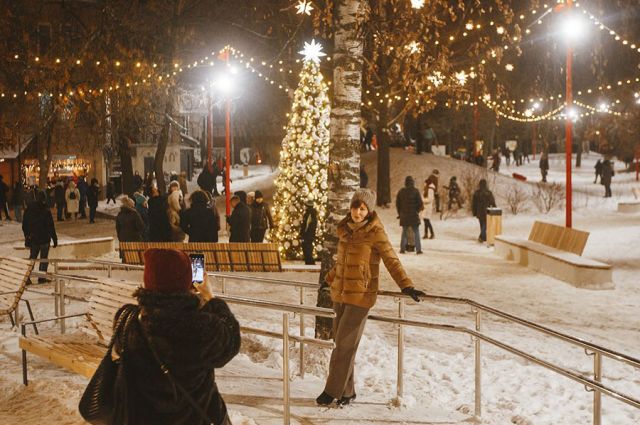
[190,254,213,301]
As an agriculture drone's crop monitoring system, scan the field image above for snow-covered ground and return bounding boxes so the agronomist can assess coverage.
[1,149,639,424]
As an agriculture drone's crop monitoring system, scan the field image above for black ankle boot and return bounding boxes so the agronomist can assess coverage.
[337,394,356,406]
[316,391,335,406]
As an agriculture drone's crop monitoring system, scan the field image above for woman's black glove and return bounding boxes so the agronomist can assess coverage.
[401,287,426,302]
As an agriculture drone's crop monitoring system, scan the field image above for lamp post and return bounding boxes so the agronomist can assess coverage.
[217,47,233,216]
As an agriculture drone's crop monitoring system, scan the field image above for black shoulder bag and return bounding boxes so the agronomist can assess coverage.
[79,305,138,425]
[136,313,217,425]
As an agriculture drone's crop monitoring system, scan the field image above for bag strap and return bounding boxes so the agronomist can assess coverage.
[135,312,214,425]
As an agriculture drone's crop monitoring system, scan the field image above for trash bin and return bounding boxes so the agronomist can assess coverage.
[243,164,249,177]
[486,208,502,246]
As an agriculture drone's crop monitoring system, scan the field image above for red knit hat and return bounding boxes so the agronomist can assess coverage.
[143,249,193,293]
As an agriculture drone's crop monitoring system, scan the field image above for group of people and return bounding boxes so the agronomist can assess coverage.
[115,169,276,251]
[594,159,615,198]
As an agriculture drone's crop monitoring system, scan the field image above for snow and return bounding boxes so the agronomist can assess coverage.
[1,149,639,424]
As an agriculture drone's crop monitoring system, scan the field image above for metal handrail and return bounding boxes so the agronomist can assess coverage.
[23,258,640,424]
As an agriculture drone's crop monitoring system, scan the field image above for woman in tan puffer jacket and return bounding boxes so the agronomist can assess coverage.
[316,188,426,407]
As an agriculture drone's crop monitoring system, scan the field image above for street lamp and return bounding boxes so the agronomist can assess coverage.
[555,0,586,228]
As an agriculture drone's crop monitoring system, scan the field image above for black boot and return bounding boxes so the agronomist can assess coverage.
[337,394,356,406]
[316,391,335,406]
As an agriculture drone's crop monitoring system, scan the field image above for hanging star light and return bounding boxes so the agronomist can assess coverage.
[428,71,444,87]
[410,0,425,9]
[455,71,468,86]
[296,0,313,15]
[405,41,421,54]
[299,40,326,63]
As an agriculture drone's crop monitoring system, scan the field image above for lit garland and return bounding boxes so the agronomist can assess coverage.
[578,4,640,55]
[22,158,92,175]
[270,42,330,260]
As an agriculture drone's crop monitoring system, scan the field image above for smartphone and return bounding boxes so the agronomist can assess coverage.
[190,253,205,284]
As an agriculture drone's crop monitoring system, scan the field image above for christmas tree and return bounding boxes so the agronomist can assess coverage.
[271,40,330,260]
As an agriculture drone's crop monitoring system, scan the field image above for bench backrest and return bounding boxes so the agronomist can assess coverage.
[81,278,139,344]
[119,242,283,272]
[0,257,35,315]
[528,221,589,255]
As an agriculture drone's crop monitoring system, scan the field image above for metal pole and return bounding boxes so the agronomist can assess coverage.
[224,49,232,216]
[207,92,214,173]
[397,298,405,400]
[60,279,66,334]
[565,0,574,228]
[593,352,602,425]
[53,262,59,318]
[220,276,226,294]
[283,313,291,425]
[299,286,305,378]
[474,309,482,418]
[532,123,537,160]
[107,264,112,278]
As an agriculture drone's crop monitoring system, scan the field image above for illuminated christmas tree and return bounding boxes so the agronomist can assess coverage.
[271,40,330,259]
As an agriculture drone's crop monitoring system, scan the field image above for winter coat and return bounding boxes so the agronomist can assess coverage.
[539,155,549,171]
[197,167,216,193]
[148,196,172,242]
[0,179,8,202]
[179,176,189,196]
[54,184,66,206]
[167,190,185,242]
[77,179,88,200]
[65,183,80,213]
[227,202,251,242]
[601,160,615,185]
[12,184,25,207]
[114,289,240,425]
[22,201,58,247]
[359,168,369,188]
[250,201,273,231]
[472,187,496,220]
[181,203,220,242]
[300,206,318,241]
[106,181,116,198]
[420,183,436,221]
[395,178,423,227]
[116,206,145,242]
[326,212,413,309]
[87,184,100,208]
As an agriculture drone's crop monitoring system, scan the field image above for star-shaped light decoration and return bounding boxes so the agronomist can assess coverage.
[505,63,514,71]
[296,0,313,15]
[428,71,444,87]
[299,40,326,63]
[455,71,468,86]
[411,0,425,9]
[405,41,421,54]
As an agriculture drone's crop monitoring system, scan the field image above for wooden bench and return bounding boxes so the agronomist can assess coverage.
[0,257,37,330]
[14,237,114,259]
[119,242,283,272]
[494,221,613,289]
[618,202,640,213]
[18,278,138,383]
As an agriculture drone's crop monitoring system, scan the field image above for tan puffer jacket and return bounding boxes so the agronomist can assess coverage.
[326,212,413,309]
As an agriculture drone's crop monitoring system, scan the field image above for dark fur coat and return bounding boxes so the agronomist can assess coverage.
[114,289,240,425]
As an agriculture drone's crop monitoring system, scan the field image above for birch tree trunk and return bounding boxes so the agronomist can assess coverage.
[315,0,364,340]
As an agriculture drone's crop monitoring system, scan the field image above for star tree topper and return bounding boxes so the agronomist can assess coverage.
[299,40,326,64]
[296,1,313,16]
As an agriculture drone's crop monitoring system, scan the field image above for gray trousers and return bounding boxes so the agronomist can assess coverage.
[323,302,370,399]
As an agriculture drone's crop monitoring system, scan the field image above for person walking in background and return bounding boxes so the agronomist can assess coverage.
[65,180,81,220]
[87,178,100,224]
[421,177,436,240]
[143,172,154,197]
[96,248,240,424]
[12,181,25,223]
[181,190,220,242]
[77,176,88,219]
[359,164,368,188]
[430,169,441,213]
[300,200,318,265]
[0,175,10,220]
[594,159,603,184]
[116,196,145,262]
[396,176,424,254]
[316,189,426,407]
[472,179,497,243]
[227,192,251,242]
[490,149,501,172]
[601,159,614,198]
[106,180,117,204]
[539,151,550,183]
[147,187,172,242]
[133,188,150,240]
[249,191,273,243]
[133,170,144,193]
[179,171,189,196]
[22,191,58,283]
[167,181,185,242]
[54,180,66,221]
[447,176,463,210]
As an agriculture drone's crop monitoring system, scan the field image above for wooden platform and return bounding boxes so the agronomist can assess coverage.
[618,202,640,213]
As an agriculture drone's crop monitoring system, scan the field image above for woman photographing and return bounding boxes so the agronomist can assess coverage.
[317,189,426,407]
